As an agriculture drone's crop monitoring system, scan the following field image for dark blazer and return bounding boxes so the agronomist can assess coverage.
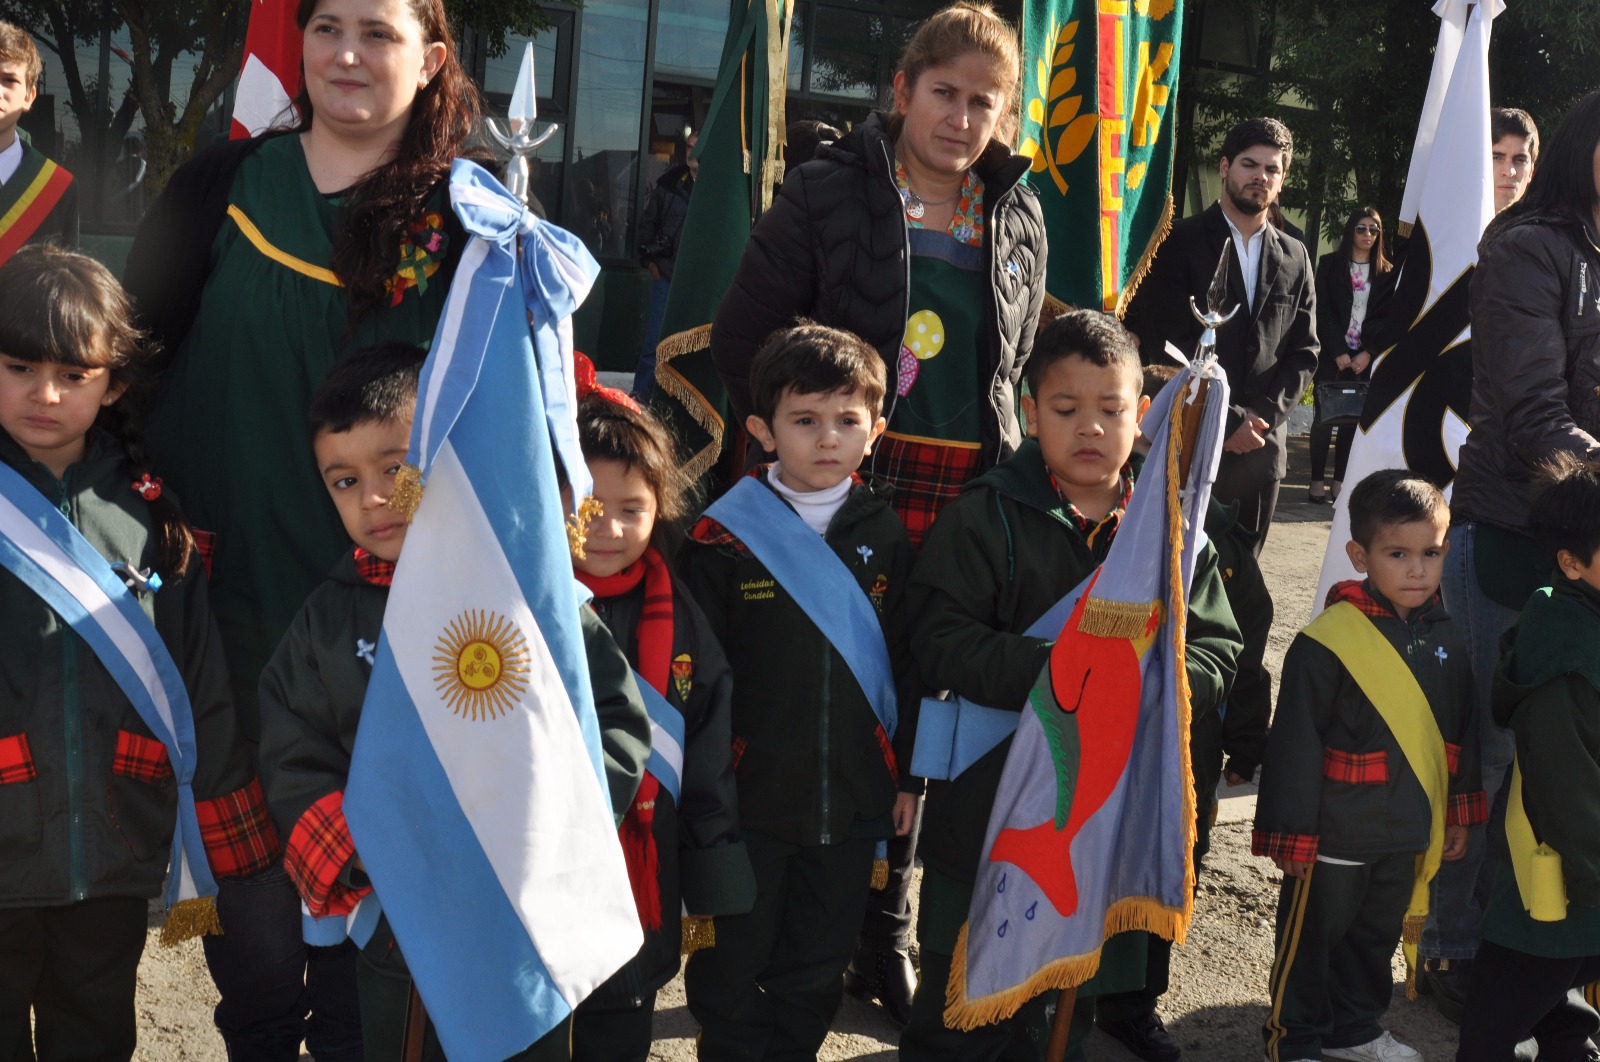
[1126,202,1319,478]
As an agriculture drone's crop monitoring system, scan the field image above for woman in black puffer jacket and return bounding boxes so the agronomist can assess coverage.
[710,2,1046,549]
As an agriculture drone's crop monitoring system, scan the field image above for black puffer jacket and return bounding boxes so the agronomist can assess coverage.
[1453,214,1600,532]
[637,162,694,279]
[710,112,1047,463]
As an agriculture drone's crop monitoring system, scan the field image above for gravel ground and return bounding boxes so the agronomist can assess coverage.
[130,436,1467,1061]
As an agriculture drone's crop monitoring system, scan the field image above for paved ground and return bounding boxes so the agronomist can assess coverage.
[130,435,1468,1061]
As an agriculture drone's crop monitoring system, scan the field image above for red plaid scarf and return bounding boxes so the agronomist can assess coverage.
[352,548,396,587]
[576,546,674,931]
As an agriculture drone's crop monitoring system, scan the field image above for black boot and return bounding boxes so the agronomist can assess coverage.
[1421,958,1470,1026]
[1096,1010,1182,1062]
[843,943,916,1027]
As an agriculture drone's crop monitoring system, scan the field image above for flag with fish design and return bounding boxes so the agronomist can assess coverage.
[944,359,1228,1028]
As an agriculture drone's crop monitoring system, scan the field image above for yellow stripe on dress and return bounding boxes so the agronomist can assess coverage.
[226,204,342,286]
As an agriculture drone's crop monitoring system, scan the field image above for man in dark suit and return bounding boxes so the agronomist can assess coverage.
[1125,117,1319,555]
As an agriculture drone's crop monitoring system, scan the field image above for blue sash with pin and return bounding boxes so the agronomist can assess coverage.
[636,672,685,803]
[702,477,897,738]
[909,574,1090,781]
[0,459,218,936]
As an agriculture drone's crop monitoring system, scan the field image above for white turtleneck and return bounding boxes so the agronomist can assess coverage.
[769,463,851,535]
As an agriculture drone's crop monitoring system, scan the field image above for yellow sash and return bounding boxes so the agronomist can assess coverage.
[1505,757,1568,921]
[1304,601,1447,992]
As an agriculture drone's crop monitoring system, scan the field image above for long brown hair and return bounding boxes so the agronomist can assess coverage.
[291,0,482,319]
[890,2,1022,147]
[0,246,194,578]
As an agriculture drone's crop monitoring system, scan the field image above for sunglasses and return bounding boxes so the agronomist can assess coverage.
[1354,224,1381,235]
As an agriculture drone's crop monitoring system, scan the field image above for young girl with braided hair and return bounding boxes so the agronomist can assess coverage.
[0,245,276,1058]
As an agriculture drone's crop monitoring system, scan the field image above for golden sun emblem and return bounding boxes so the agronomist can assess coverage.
[432,610,532,720]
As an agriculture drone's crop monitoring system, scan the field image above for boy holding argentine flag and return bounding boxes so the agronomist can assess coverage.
[257,343,651,1061]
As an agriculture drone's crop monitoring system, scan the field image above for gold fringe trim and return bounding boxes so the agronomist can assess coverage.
[389,462,424,522]
[1396,219,1413,238]
[567,495,603,559]
[1401,913,1425,947]
[870,858,890,891]
[942,895,1188,1030]
[160,895,223,947]
[1036,292,1077,333]
[1405,956,1419,1000]
[1075,598,1158,640]
[681,915,716,956]
[1165,389,1200,930]
[653,323,725,483]
[1115,194,1175,320]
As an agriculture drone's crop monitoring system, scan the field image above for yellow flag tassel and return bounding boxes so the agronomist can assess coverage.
[681,915,716,957]
[160,895,223,947]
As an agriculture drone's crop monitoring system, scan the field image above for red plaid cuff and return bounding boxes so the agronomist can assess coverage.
[0,733,36,785]
[730,736,747,771]
[285,791,370,917]
[1322,747,1388,785]
[1251,831,1319,862]
[113,730,174,786]
[873,723,898,784]
[196,778,281,878]
[1445,742,1461,777]
[1448,790,1489,828]
[192,529,217,581]
[352,547,396,587]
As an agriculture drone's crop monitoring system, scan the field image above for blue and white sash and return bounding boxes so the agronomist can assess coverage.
[703,477,897,737]
[909,573,1090,782]
[0,460,217,924]
[635,671,685,804]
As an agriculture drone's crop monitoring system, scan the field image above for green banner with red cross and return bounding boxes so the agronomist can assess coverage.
[1019,0,1182,316]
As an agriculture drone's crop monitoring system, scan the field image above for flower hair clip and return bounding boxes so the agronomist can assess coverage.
[132,474,163,501]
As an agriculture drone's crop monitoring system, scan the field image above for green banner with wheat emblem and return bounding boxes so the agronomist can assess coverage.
[1019,0,1182,316]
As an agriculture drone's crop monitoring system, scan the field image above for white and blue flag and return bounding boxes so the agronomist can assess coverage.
[343,161,642,1062]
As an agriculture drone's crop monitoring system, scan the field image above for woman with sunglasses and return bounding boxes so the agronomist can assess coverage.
[1308,207,1392,502]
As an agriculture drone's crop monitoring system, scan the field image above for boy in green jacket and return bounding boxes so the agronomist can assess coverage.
[1253,470,1483,1062]
[899,311,1242,1060]
[257,344,651,1061]
[1458,452,1600,1061]
[682,323,919,1060]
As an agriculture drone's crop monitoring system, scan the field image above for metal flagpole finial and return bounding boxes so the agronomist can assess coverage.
[484,42,558,205]
[1188,239,1240,368]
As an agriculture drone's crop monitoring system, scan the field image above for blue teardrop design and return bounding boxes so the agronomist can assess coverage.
[997,920,1009,938]
[1025,902,1038,921]
[997,874,1007,894]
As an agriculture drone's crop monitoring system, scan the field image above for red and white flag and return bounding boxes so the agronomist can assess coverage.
[232,0,301,138]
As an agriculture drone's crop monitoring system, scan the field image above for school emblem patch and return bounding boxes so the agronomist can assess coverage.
[672,653,694,702]
[431,610,531,720]
[869,574,889,611]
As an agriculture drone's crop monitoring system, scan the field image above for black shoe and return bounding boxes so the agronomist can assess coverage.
[843,945,916,1027]
[1421,958,1470,1026]
[1097,1011,1182,1062]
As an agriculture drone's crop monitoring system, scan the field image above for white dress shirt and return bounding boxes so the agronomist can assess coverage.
[1221,206,1268,312]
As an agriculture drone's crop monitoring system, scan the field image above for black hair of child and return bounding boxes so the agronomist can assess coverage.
[1141,362,1180,400]
[748,321,887,425]
[1025,309,1142,397]
[1347,468,1448,548]
[0,245,197,579]
[1528,451,1600,569]
[577,392,692,525]
[309,343,428,440]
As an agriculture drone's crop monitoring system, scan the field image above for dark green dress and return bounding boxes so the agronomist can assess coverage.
[151,134,454,737]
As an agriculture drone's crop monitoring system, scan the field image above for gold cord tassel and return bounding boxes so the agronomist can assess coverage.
[389,463,424,522]
[681,915,716,956]
[160,895,223,947]
[567,496,603,559]
[870,858,890,891]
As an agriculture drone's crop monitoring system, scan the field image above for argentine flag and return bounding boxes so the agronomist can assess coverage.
[343,161,642,1061]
